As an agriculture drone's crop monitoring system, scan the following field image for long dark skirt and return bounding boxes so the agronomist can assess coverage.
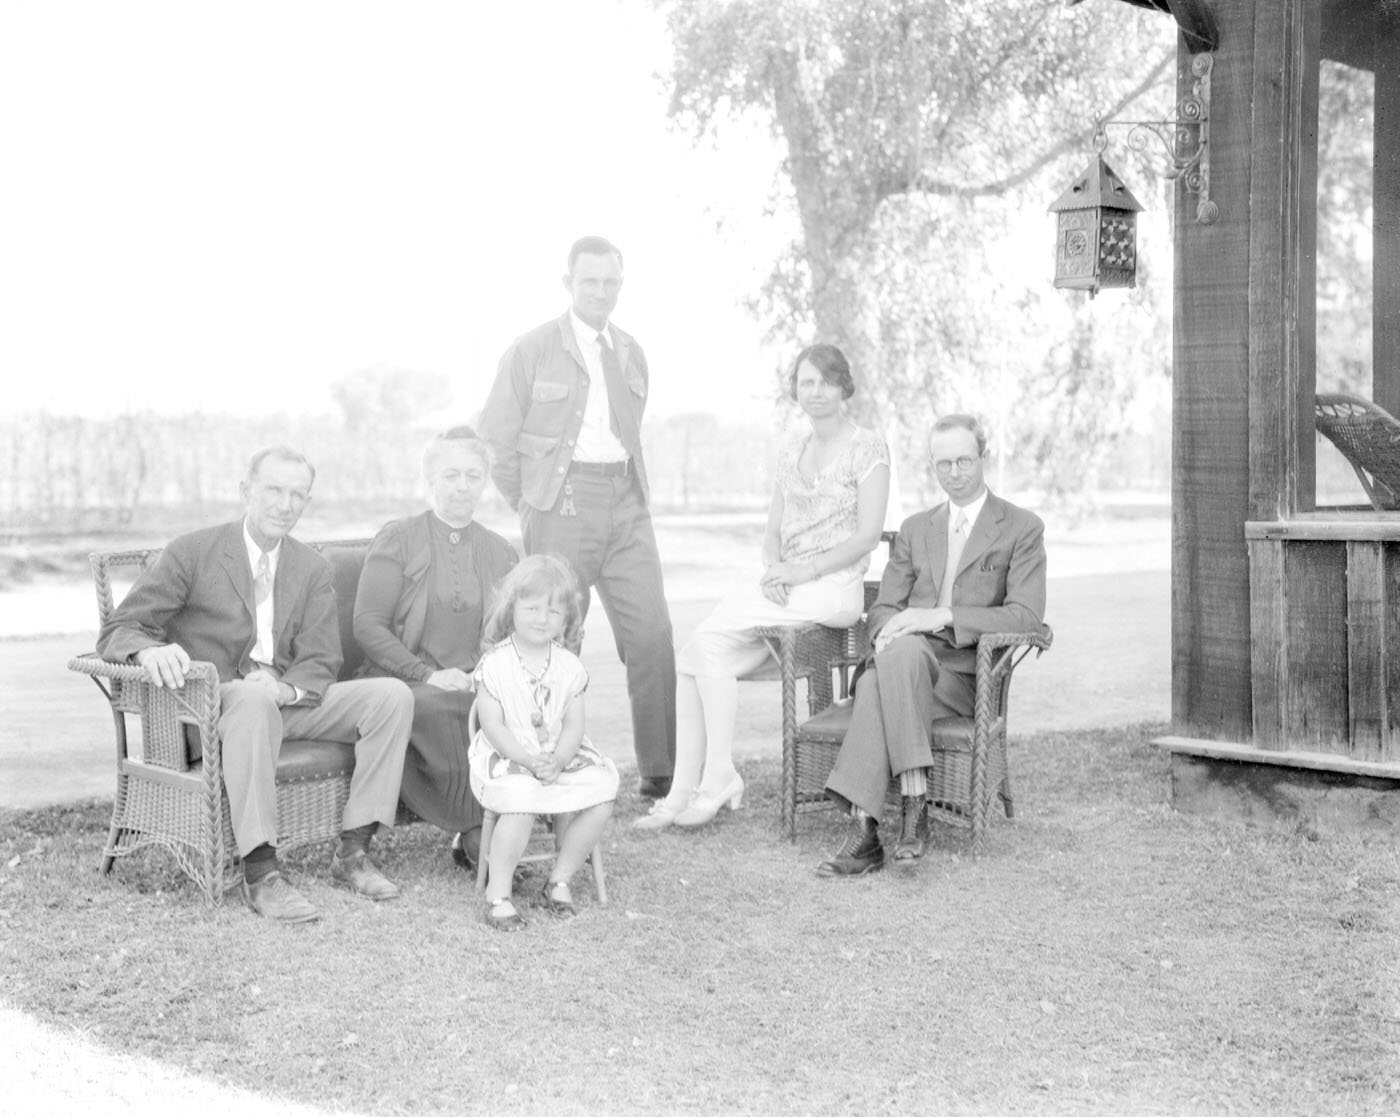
[398,683,482,834]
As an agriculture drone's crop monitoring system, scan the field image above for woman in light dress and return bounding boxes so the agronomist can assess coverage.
[636,344,890,831]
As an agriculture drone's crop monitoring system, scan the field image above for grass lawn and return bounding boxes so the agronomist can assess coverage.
[3,723,1397,1115]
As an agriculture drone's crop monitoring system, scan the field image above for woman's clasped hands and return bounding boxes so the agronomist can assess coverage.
[758,560,817,606]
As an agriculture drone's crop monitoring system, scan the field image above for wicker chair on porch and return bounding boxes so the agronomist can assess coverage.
[1315,392,1400,510]
[785,577,1052,852]
[67,539,377,902]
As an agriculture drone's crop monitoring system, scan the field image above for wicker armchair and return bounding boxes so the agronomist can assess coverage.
[1315,392,1400,510]
[749,532,902,817]
[786,592,1052,852]
[68,540,373,902]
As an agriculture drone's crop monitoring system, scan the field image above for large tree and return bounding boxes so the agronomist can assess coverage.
[658,0,1179,498]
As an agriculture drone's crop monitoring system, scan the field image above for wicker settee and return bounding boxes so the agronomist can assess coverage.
[68,539,375,902]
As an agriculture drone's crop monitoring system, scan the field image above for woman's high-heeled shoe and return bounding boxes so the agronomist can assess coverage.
[673,773,744,827]
[632,793,693,832]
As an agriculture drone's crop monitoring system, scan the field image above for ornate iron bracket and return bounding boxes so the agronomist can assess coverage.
[1093,52,1215,224]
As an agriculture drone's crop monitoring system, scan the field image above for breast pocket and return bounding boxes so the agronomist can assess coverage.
[522,380,571,437]
[967,557,1009,596]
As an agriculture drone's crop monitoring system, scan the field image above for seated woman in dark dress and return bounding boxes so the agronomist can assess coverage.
[353,426,518,867]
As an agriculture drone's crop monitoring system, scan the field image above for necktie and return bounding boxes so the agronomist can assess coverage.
[596,333,627,440]
[938,509,969,609]
[254,551,273,607]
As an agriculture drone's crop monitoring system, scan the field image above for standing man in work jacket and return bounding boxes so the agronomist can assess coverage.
[480,235,676,798]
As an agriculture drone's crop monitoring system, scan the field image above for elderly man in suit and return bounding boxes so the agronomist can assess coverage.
[480,235,677,799]
[818,414,1047,876]
[97,446,413,922]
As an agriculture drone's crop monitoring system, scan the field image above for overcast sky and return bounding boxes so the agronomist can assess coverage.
[0,0,789,423]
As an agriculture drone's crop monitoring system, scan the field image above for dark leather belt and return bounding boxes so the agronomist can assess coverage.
[569,459,630,477]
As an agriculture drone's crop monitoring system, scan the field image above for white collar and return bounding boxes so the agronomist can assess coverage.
[242,521,282,571]
[570,308,611,348]
[948,489,988,529]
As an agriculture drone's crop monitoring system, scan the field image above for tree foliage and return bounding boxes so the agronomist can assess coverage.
[1316,59,1375,395]
[658,0,1179,501]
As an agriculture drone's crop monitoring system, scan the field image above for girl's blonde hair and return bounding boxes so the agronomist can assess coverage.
[482,553,584,647]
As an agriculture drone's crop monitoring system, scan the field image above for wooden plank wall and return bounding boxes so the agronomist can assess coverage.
[1250,531,1400,761]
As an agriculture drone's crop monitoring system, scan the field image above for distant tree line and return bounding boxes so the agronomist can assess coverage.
[0,384,784,530]
[0,395,1168,532]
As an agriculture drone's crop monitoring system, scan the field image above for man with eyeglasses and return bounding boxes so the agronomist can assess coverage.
[817,414,1047,876]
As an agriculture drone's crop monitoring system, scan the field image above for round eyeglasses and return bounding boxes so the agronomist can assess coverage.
[932,456,979,475]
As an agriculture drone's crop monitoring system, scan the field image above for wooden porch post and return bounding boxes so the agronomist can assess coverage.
[1171,4,1259,740]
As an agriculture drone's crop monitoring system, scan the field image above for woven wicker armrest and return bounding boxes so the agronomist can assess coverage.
[975,626,1053,697]
[976,626,1054,657]
[68,654,223,772]
[1314,392,1400,510]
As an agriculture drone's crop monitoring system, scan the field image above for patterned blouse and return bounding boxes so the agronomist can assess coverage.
[774,425,889,572]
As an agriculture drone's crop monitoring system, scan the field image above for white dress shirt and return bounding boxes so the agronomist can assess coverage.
[937,489,988,609]
[242,524,280,670]
[568,309,630,463]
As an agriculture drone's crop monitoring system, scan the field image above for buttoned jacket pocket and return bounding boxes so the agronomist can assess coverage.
[522,378,573,438]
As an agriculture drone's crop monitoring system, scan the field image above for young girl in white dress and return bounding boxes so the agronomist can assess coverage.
[469,554,618,931]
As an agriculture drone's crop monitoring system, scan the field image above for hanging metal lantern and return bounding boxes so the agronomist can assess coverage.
[1048,155,1144,296]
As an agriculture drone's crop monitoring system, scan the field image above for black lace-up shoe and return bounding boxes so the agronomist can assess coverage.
[893,795,929,862]
[816,816,884,877]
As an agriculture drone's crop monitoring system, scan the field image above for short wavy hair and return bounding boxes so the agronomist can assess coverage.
[788,343,856,401]
[567,235,623,273]
[246,445,316,486]
[930,413,989,456]
[481,553,585,649]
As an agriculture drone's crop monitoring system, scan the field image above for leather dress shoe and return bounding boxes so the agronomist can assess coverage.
[539,879,577,918]
[637,776,673,799]
[816,817,884,877]
[242,870,319,923]
[450,827,481,871]
[330,850,400,901]
[893,795,929,862]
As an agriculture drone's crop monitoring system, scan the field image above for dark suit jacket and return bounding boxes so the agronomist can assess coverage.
[867,492,1047,679]
[96,521,341,704]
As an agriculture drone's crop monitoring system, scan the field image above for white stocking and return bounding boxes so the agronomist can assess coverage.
[694,673,740,792]
[667,674,708,808]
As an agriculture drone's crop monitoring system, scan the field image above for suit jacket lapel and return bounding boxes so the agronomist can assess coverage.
[271,544,295,646]
[956,493,1005,577]
[557,313,586,374]
[218,523,255,617]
